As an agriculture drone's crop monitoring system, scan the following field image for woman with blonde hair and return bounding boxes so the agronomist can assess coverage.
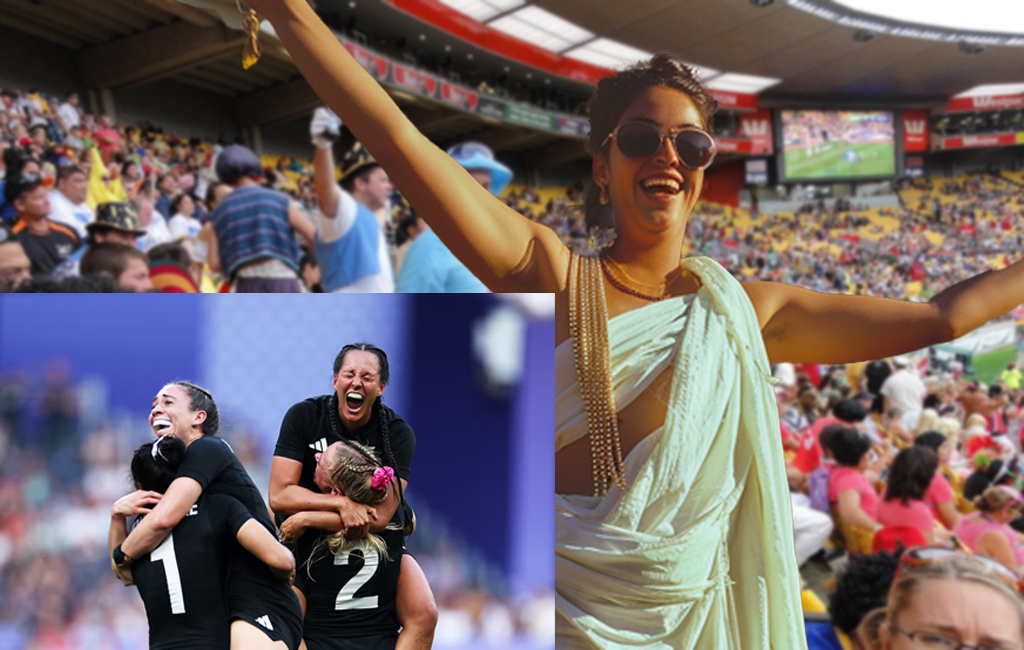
[237,1,1024,644]
[911,408,940,439]
[880,548,1024,649]
[279,439,414,650]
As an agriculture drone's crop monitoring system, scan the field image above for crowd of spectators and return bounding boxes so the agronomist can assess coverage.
[778,348,1024,647]
[0,80,1022,297]
[0,365,552,649]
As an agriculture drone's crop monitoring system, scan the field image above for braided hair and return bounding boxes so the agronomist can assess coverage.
[307,440,393,568]
[330,344,401,495]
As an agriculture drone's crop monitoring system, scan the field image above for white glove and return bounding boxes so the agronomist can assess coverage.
[310,107,341,149]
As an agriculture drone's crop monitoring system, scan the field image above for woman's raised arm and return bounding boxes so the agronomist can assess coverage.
[250,0,568,292]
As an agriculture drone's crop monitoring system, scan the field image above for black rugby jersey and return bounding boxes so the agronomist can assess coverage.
[275,396,415,494]
[176,436,297,610]
[294,527,403,642]
[131,493,251,650]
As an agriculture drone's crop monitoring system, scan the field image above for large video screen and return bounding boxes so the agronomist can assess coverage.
[780,110,896,181]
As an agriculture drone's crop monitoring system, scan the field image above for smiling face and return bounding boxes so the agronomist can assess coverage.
[593,86,706,249]
[332,350,385,430]
[149,384,205,442]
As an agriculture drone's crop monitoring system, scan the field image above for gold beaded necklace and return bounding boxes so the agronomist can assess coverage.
[569,254,627,497]
[600,255,670,302]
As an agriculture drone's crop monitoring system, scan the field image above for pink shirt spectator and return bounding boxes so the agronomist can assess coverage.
[954,512,1024,568]
[829,466,879,520]
[923,472,954,519]
[876,498,936,537]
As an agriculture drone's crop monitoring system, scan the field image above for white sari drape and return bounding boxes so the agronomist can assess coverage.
[555,256,806,649]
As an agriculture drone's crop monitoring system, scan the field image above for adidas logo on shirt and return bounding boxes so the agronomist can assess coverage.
[308,438,328,453]
[255,615,274,631]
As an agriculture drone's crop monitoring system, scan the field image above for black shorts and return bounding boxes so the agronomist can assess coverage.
[304,634,398,650]
[229,585,304,650]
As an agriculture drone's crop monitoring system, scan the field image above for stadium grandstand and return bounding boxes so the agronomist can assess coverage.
[2,0,1024,646]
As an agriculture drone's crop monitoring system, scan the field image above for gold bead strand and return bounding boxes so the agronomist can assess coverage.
[569,254,627,497]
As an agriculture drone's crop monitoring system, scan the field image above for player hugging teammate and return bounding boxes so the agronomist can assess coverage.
[270,343,437,650]
[109,347,437,650]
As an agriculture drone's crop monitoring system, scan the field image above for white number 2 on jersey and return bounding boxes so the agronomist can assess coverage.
[150,533,186,614]
[334,549,380,610]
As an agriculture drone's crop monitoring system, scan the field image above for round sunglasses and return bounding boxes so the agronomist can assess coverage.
[601,122,717,170]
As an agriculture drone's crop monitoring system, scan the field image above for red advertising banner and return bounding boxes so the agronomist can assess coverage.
[708,90,759,112]
[942,133,1018,149]
[738,110,773,155]
[714,138,754,154]
[901,110,930,152]
[343,43,390,80]
[440,82,479,111]
[392,64,439,97]
[946,94,1024,112]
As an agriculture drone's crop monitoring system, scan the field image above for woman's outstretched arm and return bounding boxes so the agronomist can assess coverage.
[249,0,568,292]
[745,259,1024,365]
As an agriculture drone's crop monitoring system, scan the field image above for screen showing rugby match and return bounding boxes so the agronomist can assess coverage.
[780,110,896,181]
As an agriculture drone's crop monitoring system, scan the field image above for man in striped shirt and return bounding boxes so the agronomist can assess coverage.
[211,145,314,292]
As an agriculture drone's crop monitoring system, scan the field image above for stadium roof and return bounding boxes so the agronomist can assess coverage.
[5,0,1023,164]
[363,0,1024,101]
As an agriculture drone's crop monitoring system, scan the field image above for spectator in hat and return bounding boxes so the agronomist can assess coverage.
[211,143,313,292]
[80,242,152,292]
[48,165,93,238]
[0,225,31,291]
[881,356,926,432]
[394,142,503,293]
[309,108,394,292]
[53,201,147,277]
[6,172,79,276]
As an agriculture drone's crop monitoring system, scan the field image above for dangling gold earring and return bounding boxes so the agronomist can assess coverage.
[599,185,609,205]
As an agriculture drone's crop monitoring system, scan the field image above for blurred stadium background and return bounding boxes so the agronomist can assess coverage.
[0,294,554,649]
[0,0,1021,295]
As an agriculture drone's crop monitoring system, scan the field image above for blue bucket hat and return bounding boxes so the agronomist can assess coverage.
[446,142,512,196]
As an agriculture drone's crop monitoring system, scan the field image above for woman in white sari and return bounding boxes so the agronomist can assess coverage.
[222,3,1024,646]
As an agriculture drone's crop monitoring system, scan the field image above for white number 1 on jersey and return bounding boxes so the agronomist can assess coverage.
[151,533,186,614]
[335,549,380,610]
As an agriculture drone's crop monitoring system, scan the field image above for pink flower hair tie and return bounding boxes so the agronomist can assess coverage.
[372,466,394,490]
